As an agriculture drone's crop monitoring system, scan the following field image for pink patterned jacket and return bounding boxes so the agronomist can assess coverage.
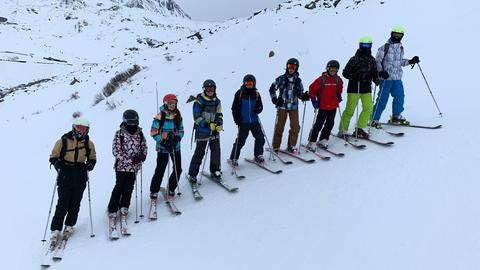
[112,125,148,172]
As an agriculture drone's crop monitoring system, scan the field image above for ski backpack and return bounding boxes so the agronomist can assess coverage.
[59,133,91,163]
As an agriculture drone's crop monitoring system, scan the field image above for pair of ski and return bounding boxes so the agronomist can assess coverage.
[228,158,283,175]
[380,122,442,130]
[332,133,395,148]
[148,187,181,220]
[300,144,345,158]
[265,147,320,162]
[187,172,239,200]
[41,233,71,267]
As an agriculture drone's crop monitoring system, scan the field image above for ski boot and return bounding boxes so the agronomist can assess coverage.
[306,141,317,151]
[119,207,129,235]
[49,230,61,248]
[370,120,382,129]
[352,128,369,139]
[286,145,298,153]
[389,115,410,125]
[62,226,74,240]
[211,171,222,180]
[317,139,328,148]
[254,155,265,164]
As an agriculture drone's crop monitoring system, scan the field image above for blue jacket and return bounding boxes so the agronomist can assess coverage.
[193,93,223,140]
[150,105,184,153]
[231,86,263,125]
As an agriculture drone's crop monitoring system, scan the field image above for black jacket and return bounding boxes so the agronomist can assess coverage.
[342,49,379,94]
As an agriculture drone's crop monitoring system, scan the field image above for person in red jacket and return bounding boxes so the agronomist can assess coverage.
[307,60,344,150]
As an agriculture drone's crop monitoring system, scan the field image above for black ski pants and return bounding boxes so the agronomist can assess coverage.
[107,171,136,213]
[50,165,88,232]
[308,109,336,142]
[150,151,182,195]
[188,138,221,177]
[230,122,265,160]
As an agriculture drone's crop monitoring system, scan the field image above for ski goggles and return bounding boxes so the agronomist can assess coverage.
[204,86,215,92]
[359,42,372,49]
[74,125,89,134]
[287,63,298,69]
[165,100,177,106]
[391,32,404,39]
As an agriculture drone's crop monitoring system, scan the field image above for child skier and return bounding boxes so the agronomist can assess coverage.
[107,110,147,236]
[187,79,223,182]
[48,117,96,245]
[269,58,310,153]
[229,74,265,165]
[338,37,379,139]
[307,60,344,150]
[150,94,184,202]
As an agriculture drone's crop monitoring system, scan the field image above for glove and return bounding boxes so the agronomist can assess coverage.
[215,125,223,132]
[300,92,310,102]
[337,93,343,102]
[161,139,174,152]
[132,154,146,165]
[50,158,63,172]
[86,160,96,171]
[271,97,278,105]
[210,122,217,131]
[409,56,420,64]
[276,97,284,107]
[254,105,263,114]
[311,98,319,109]
[379,71,390,79]
[373,78,380,86]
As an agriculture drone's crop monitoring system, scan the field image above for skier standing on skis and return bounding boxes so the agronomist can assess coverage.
[269,58,310,153]
[229,74,265,165]
[187,79,223,183]
[370,26,420,128]
[107,110,147,235]
[307,60,344,150]
[338,37,380,139]
[48,117,96,245]
[150,94,184,201]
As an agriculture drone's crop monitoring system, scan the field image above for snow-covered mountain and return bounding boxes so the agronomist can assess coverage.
[1,0,479,269]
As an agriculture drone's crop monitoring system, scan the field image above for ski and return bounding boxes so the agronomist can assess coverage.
[265,148,293,165]
[316,144,345,157]
[227,159,246,180]
[148,198,158,220]
[380,122,442,129]
[41,240,59,267]
[201,171,239,192]
[52,236,69,260]
[277,149,316,163]
[160,187,182,216]
[383,130,405,137]
[331,133,367,149]
[300,144,331,160]
[186,175,203,200]
[244,158,283,174]
[347,135,394,146]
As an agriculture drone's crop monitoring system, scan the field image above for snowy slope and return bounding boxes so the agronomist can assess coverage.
[1,0,480,269]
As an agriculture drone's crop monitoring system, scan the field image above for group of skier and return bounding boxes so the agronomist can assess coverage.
[46,26,420,246]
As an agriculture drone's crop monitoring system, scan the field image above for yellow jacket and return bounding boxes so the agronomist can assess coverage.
[50,132,96,164]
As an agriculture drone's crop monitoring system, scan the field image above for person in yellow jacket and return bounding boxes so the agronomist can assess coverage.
[48,118,96,245]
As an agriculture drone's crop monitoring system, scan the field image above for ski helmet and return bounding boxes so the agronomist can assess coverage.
[123,109,139,126]
[359,36,373,49]
[72,118,90,138]
[391,25,405,34]
[326,60,340,69]
[163,93,178,104]
[203,79,216,90]
[286,58,299,67]
[243,74,256,85]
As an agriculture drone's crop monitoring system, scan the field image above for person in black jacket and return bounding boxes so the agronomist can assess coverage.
[338,36,379,139]
[229,74,265,165]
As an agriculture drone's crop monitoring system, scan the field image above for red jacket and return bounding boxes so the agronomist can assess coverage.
[309,72,343,110]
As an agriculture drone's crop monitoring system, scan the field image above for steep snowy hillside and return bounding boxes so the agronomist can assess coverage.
[1,0,479,269]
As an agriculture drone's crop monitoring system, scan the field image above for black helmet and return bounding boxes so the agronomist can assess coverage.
[243,74,256,84]
[287,58,299,67]
[203,79,216,90]
[326,60,340,69]
[123,109,139,126]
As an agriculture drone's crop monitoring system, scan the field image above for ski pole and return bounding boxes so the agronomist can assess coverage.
[307,108,318,144]
[198,130,213,185]
[134,170,139,224]
[139,165,144,218]
[354,81,360,141]
[337,106,348,146]
[368,83,385,133]
[417,63,443,116]
[156,82,159,114]
[269,112,279,161]
[258,117,274,160]
[86,177,95,238]
[297,101,307,154]
[171,148,182,196]
[42,176,57,242]
[231,126,240,171]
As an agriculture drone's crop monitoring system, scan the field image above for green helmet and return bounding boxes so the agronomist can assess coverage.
[391,25,405,34]
[359,36,373,44]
